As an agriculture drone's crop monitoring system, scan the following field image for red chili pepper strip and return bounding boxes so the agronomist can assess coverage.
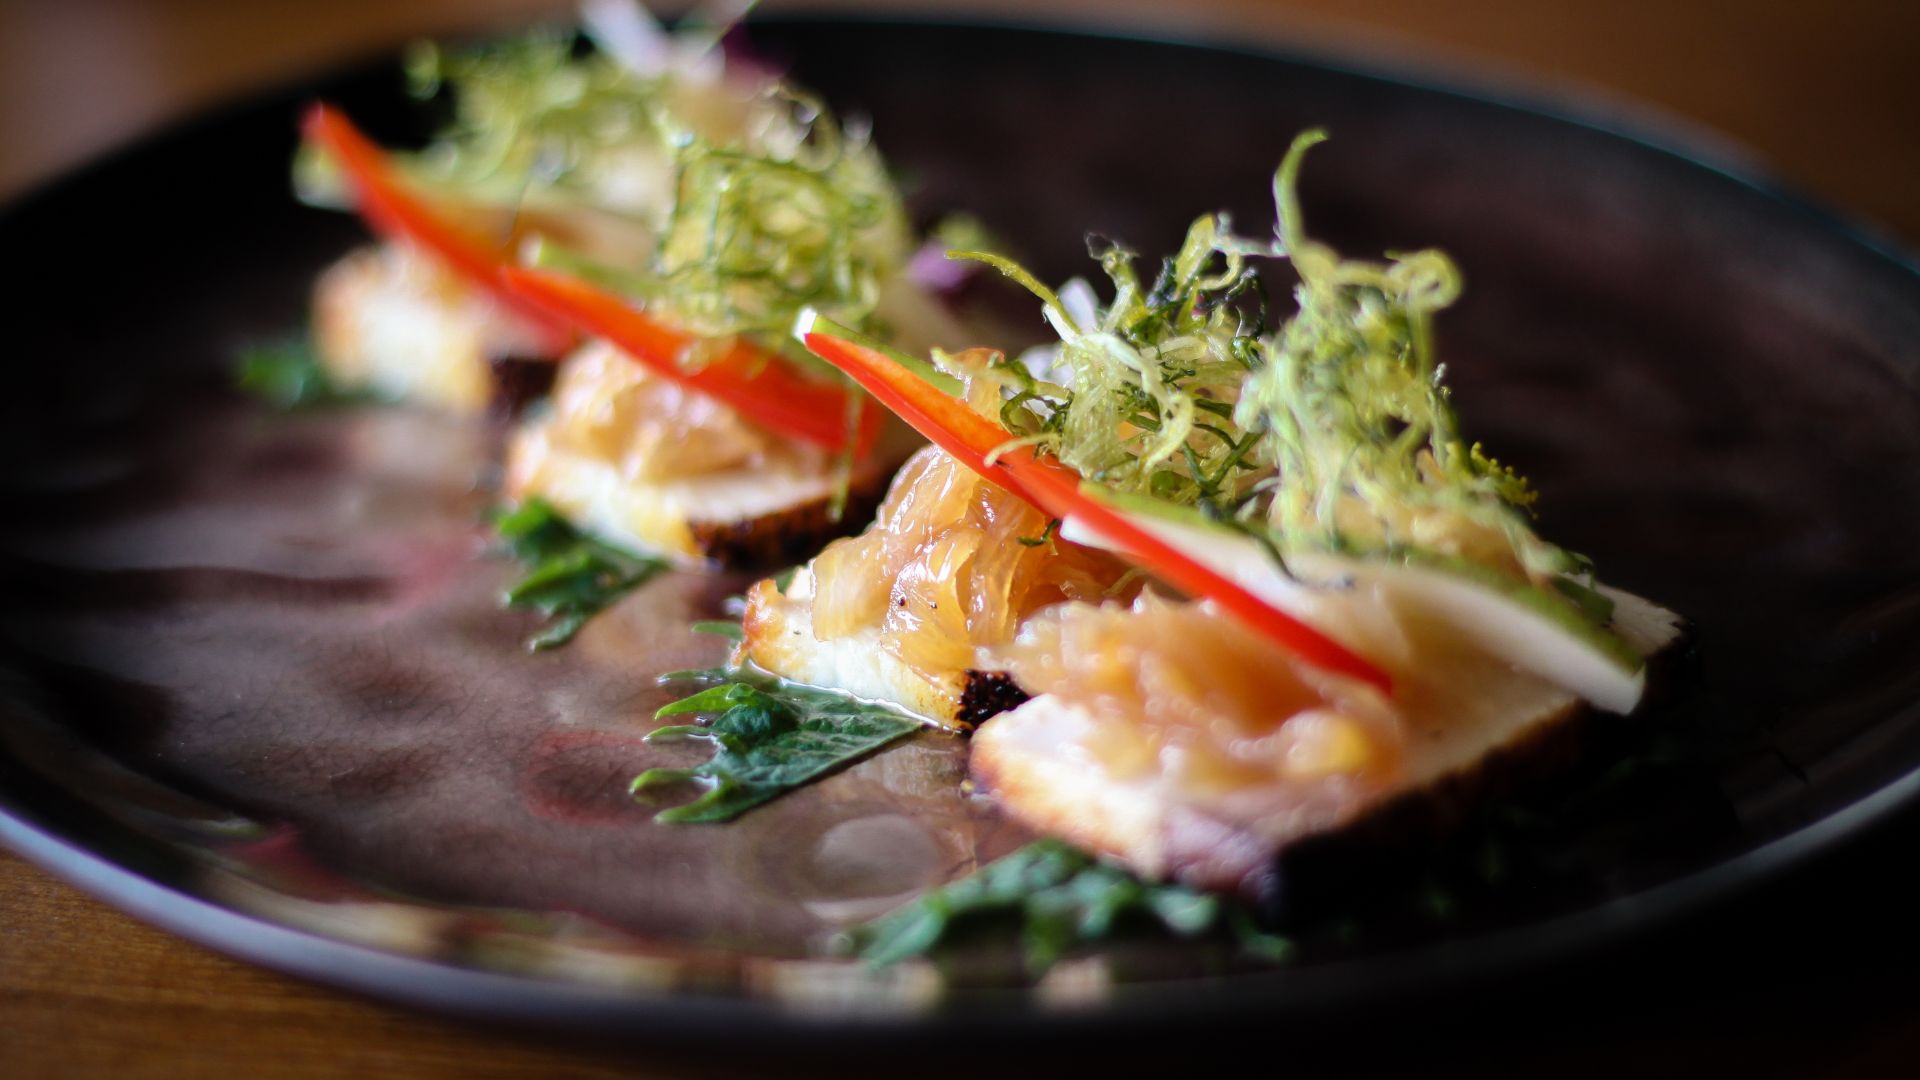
[800,325,1394,694]
[301,102,573,351]
[504,268,880,456]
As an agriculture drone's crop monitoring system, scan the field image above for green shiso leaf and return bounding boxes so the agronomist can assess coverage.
[637,667,919,823]
[492,499,667,650]
[235,338,376,410]
[853,839,1291,974]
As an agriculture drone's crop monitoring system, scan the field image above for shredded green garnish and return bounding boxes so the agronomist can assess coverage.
[299,12,912,349]
[492,499,668,649]
[938,128,1602,612]
[647,104,911,339]
[951,216,1270,512]
[401,30,679,210]
[1233,129,1584,584]
[852,839,1292,973]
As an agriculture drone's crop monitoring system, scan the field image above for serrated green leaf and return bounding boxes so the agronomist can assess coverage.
[491,499,667,649]
[853,839,1292,976]
[639,669,919,824]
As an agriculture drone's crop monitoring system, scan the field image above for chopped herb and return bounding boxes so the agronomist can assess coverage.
[1014,518,1061,550]
[636,668,920,823]
[492,499,667,649]
[853,839,1292,974]
[235,338,373,409]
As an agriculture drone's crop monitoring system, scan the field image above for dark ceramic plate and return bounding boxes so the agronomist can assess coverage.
[5,14,1920,1041]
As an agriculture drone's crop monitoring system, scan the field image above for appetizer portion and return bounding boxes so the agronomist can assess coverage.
[762,132,1684,899]
[298,2,985,569]
[311,242,557,412]
[491,46,945,564]
[971,564,1682,898]
[736,212,1317,726]
[742,188,1395,726]
[503,337,910,567]
[297,4,768,409]
[742,441,1132,727]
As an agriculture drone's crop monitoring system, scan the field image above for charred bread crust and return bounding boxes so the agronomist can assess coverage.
[1233,695,1594,923]
[1249,636,1694,924]
[969,693,1595,924]
[688,469,890,569]
[506,411,917,570]
[486,355,560,420]
[738,587,1035,731]
[955,670,1030,730]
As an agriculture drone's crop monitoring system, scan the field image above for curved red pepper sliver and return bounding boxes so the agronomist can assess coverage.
[302,102,574,353]
[800,328,1394,694]
[505,268,881,457]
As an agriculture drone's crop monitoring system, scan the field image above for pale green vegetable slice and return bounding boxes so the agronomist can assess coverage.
[1058,493,1659,714]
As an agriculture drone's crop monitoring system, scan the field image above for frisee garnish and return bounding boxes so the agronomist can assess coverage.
[299,11,911,349]
[405,31,667,204]
[646,108,912,340]
[236,338,375,409]
[492,499,668,649]
[852,839,1293,974]
[931,129,1608,618]
[636,666,920,823]
[949,211,1270,514]
[1234,129,1585,586]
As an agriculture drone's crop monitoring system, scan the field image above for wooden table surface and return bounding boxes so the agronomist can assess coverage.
[3,1,1919,1076]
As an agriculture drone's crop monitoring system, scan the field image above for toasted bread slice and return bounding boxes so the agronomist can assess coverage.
[970,587,1685,902]
[504,341,915,568]
[505,432,898,568]
[312,244,554,412]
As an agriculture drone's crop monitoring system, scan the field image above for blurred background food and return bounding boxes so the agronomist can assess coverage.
[1,0,1916,246]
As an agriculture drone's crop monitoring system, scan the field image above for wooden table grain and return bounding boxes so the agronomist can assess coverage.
[3,1,1919,1076]
[0,851,688,1077]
